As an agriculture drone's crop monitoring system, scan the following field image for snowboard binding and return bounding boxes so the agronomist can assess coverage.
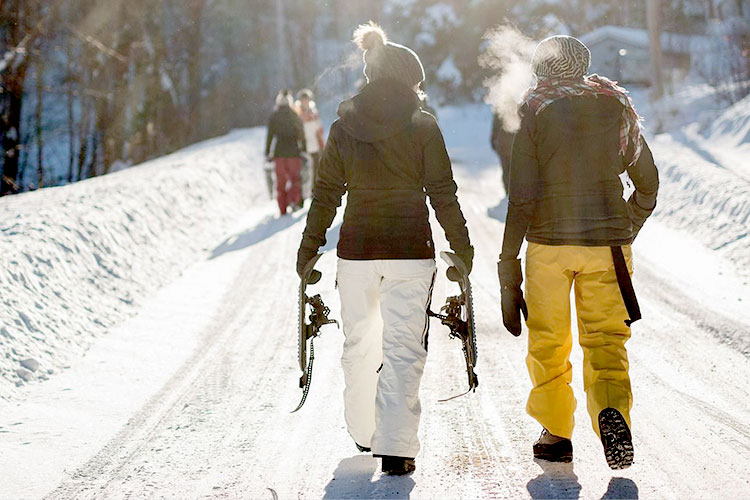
[428,251,479,401]
[293,254,338,413]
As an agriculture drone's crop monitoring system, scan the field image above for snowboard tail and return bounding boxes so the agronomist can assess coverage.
[428,251,479,398]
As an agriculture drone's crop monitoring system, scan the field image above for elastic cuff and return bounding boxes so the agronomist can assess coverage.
[634,191,657,211]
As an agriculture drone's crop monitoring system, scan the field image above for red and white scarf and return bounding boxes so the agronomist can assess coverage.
[523,74,643,166]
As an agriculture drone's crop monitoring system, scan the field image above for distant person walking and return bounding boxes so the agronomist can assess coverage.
[296,22,472,476]
[266,89,306,215]
[490,112,515,196]
[497,35,659,470]
[296,89,326,200]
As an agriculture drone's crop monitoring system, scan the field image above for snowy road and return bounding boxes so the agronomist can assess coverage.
[2,154,749,499]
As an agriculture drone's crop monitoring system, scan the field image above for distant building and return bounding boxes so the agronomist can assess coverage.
[579,25,709,87]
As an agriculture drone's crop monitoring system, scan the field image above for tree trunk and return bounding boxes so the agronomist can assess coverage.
[275,0,290,88]
[77,99,90,181]
[0,67,26,195]
[0,0,28,195]
[706,0,716,20]
[646,0,665,99]
[187,0,205,143]
[35,55,44,188]
[66,35,75,183]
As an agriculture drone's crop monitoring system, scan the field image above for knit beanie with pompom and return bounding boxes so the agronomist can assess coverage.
[353,21,425,87]
[532,35,591,80]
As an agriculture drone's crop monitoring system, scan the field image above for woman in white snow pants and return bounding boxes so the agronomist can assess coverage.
[337,259,436,459]
[296,22,472,475]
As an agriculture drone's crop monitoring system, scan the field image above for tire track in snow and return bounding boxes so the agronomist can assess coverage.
[45,212,309,499]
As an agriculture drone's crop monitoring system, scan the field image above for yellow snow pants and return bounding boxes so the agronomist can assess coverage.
[524,242,633,439]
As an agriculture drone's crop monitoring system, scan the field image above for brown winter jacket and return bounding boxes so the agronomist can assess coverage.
[299,79,471,260]
[500,94,659,261]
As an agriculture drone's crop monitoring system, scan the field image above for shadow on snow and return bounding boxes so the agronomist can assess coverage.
[210,213,302,259]
[601,477,639,499]
[323,455,415,499]
[526,459,582,499]
[526,460,638,500]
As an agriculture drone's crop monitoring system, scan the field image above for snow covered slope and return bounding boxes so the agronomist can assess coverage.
[0,129,267,400]
[646,91,750,277]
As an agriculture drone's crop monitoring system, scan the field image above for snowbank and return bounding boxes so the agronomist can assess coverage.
[706,93,750,148]
[0,128,267,400]
[626,88,750,278]
[648,132,750,274]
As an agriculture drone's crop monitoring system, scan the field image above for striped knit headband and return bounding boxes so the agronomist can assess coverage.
[532,35,591,80]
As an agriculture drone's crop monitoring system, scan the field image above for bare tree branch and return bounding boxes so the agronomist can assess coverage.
[0,0,65,74]
[65,23,128,64]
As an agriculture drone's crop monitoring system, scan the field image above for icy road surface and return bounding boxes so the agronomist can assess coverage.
[2,124,750,498]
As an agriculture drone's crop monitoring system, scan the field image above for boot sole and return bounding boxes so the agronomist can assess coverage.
[599,408,634,470]
[533,450,573,463]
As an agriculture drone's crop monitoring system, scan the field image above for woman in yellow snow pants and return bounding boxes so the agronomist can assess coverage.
[497,34,659,469]
[524,243,633,440]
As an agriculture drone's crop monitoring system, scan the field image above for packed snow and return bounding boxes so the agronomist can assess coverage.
[1,92,749,498]
[0,129,267,400]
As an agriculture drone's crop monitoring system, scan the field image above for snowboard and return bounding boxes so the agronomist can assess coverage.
[293,253,337,412]
[429,251,479,398]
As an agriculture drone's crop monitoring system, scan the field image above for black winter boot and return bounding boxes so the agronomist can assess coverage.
[598,408,634,470]
[533,428,573,463]
[355,442,371,453]
[377,455,416,475]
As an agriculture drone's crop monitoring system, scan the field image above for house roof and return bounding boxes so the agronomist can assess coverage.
[579,25,710,54]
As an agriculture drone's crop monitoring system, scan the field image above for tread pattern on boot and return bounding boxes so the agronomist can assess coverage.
[599,408,634,470]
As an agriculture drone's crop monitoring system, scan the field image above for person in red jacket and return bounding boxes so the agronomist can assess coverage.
[498,35,658,470]
[296,22,472,476]
[265,89,306,215]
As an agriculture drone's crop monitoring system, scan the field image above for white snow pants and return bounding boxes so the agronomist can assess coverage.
[336,258,436,458]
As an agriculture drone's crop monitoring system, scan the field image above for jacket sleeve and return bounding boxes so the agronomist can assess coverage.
[296,115,306,154]
[298,124,347,253]
[265,114,275,157]
[422,118,471,253]
[316,118,325,150]
[625,136,659,237]
[500,108,539,261]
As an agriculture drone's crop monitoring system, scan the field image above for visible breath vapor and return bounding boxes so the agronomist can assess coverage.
[479,25,536,133]
[312,50,363,99]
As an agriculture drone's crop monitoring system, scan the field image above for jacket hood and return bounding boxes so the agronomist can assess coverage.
[337,79,421,143]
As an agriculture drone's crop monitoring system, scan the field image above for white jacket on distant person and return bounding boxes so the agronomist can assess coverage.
[297,101,325,154]
[296,100,325,200]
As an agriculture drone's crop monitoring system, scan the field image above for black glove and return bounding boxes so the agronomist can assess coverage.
[447,246,474,282]
[296,246,321,284]
[498,258,528,337]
